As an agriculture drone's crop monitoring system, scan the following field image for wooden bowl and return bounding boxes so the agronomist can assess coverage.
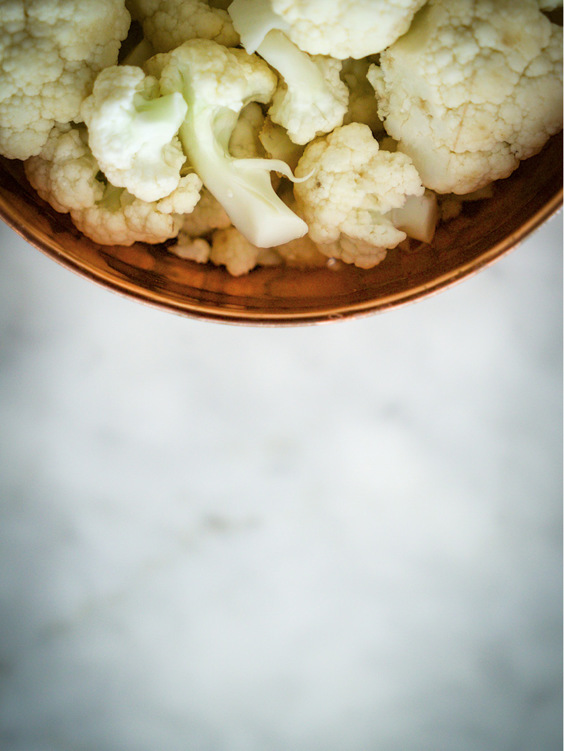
[0,135,561,325]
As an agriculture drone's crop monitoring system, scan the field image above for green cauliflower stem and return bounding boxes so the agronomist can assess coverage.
[154,39,308,247]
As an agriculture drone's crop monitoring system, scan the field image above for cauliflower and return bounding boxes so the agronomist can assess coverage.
[0,0,131,161]
[81,66,188,202]
[180,188,232,236]
[369,0,564,194]
[253,29,349,145]
[126,0,239,52]
[24,123,201,246]
[341,57,384,134]
[228,102,266,159]
[228,0,427,59]
[275,235,328,268]
[317,236,389,269]
[293,123,432,267]
[258,118,305,170]
[153,39,308,247]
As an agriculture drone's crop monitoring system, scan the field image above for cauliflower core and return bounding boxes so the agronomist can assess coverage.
[0,0,131,160]
[369,0,564,194]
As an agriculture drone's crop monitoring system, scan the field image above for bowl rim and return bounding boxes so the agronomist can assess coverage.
[0,169,562,327]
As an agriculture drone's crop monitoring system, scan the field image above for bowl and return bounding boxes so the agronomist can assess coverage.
[0,134,561,326]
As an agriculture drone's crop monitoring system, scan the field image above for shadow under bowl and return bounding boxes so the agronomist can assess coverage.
[0,134,561,326]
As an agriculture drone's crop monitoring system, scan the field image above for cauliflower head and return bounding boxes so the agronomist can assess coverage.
[369,0,564,194]
[294,123,425,267]
[81,65,188,202]
[25,123,201,246]
[0,0,131,160]
[126,0,239,52]
[228,0,427,59]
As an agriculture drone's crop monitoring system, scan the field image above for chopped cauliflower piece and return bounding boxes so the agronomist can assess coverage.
[317,236,389,269]
[180,188,232,237]
[169,235,212,263]
[228,0,427,59]
[341,58,384,134]
[24,123,201,246]
[369,0,564,194]
[0,0,131,160]
[258,118,305,170]
[81,66,188,202]
[294,123,426,266]
[126,0,239,52]
[209,226,265,275]
[254,30,349,145]
[156,39,308,247]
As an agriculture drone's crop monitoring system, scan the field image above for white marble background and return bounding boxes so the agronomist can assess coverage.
[0,215,562,751]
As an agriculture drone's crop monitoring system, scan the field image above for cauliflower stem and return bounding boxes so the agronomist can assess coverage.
[157,39,308,247]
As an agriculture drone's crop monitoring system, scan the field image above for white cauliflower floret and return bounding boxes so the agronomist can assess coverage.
[0,0,131,160]
[180,188,232,236]
[156,39,308,247]
[318,236,389,269]
[210,226,272,275]
[255,30,349,145]
[369,0,564,194]
[126,0,239,52]
[294,123,428,267]
[23,124,104,214]
[81,66,188,203]
[25,123,201,246]
[228,0,427,59]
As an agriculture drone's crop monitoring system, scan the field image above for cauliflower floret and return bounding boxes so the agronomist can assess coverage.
[180,188,232,236]
[294,123,427,267]
[318,236,389,269]
[81,66,188,202]
[369,0,564,194]
[25,123,201,246]
[73,181,200,246]
[126,0,239,52]
[209,226,274,275]
[228,0,427,59]
[255,30,349,145]
[0,0,131,161]
[168,235,212,263]
[155,39,308,247]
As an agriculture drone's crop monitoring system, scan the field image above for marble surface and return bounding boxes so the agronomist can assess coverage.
[0,215,562,751]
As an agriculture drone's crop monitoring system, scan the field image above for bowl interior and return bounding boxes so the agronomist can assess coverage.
[0,134,561,325]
